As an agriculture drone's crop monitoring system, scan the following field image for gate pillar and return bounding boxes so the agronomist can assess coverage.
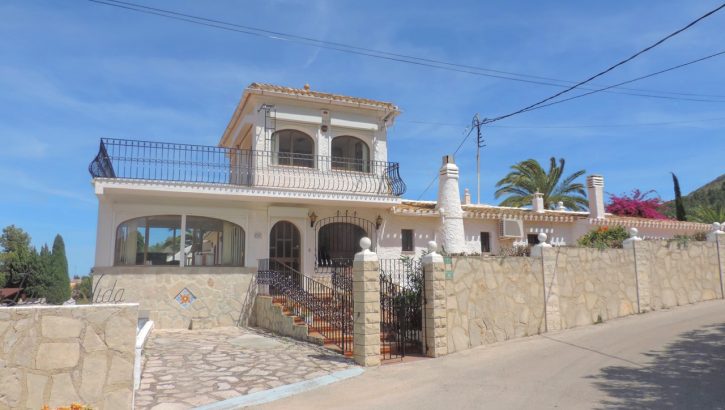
[352,237,381,366]
[423,241,448,357]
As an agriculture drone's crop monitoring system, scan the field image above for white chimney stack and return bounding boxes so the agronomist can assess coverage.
[587,175,605,219]
[437,155,465,254]
[463,188,472,205]
[532,192,545,213]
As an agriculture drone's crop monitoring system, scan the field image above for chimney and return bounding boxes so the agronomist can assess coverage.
[437,155,465,254]
[587,175,605,219]
[463,188,471,205]
[532,192,545,213]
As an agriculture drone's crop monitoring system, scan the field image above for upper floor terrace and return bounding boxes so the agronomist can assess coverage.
[88,138,406,201]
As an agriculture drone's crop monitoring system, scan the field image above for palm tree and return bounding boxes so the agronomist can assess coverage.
[495,157,588,210]
[689,204,725,224]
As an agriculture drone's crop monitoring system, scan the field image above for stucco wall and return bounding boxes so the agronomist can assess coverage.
[0,304,137,410]
[554,247,638,329]
[446,256,545,353]
[639,241,722,309]
[92,267,256,329]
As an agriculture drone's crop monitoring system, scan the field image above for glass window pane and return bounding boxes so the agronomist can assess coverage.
[185,216,245,266]
[114,216,181,266]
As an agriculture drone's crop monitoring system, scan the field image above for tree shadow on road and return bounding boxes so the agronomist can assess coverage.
[589,322,725,409]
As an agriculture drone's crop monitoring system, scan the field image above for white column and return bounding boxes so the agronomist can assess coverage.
[436,156,465,254]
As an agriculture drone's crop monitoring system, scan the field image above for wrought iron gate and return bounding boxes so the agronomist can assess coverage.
[379,258,425,360]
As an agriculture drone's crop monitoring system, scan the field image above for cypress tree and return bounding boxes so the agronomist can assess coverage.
[48,234,71,304]
[671,172,687,221]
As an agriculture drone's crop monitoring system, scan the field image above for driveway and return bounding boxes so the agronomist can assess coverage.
[135,327,355,409]
[256,300,725,410]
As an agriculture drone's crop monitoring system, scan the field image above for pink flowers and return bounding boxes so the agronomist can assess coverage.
[605,189,669,220]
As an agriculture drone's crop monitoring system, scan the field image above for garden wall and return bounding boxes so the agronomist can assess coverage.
[441,239,724,354]
[445,257,545,353]
[0,303,138,410]
[92,267,256,329]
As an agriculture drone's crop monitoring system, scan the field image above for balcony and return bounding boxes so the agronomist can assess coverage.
[88,138,407,197]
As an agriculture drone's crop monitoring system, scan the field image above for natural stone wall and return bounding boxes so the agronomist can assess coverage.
[0,304,137,410]
[446,257,545,353]
[553,247,638,329]
[638,241,722,309]
[251,296,322,345]
[92,267,256,329]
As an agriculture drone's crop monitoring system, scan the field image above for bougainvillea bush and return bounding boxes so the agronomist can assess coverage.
[577,226,630,249]
[605,190,668,219]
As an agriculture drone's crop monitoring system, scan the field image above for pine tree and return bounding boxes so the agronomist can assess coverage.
[672,172,687,221]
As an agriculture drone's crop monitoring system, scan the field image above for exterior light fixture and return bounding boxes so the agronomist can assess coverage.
[309,211,318,228]
[375,214,383,230]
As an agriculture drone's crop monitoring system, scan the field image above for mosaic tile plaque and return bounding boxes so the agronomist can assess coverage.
[175,288,196,309]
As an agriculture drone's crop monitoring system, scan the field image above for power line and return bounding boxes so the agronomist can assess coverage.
[479,2,725,126]
[416,3,725,199]
[86,0,725,103]
[402,115,725,129]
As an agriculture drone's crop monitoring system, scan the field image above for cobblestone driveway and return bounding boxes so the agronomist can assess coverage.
[135,327,356,409]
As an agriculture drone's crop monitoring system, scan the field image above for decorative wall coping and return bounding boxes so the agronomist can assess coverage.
[93,178,402,205]
[586,217,711,231]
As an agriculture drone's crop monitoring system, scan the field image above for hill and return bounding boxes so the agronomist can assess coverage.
[663,174,725,219]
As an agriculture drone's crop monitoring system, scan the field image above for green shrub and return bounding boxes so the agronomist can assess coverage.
[577,226,630,249]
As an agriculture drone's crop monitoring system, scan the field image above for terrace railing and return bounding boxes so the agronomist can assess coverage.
[88,138,407,196]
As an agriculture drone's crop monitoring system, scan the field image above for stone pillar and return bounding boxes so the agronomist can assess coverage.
[707,223,725,298]
[437,155,465,254]
[422,241,447,357]
[531,233,561,331]
[352,237,381,366]
[624,227,651,312]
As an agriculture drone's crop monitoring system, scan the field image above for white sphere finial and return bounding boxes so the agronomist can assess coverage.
[629,227,639,238]
[714,222,722,232]
[537,232,547,244]
[359,237,371,251]
[427,240,438,253]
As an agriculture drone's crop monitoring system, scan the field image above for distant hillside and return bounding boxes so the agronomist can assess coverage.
[663,174,725,218]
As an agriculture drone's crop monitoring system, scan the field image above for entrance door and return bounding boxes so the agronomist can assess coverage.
[269,221,301,273]
[317,222,368,264]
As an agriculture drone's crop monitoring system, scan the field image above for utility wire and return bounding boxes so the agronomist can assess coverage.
[402,115,725,129]
[416,3,725,199]
[87,0,725,103]
[479,2,725,126]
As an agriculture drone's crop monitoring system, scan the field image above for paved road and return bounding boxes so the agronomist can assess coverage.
[257,300,725,410]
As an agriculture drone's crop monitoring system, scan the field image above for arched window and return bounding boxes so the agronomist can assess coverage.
[114,215,245,266]
[272,129,315,168]
[331,136,370,172]
[185,216,245,267]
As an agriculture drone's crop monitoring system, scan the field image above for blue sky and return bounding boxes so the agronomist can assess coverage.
[1,0,724,276]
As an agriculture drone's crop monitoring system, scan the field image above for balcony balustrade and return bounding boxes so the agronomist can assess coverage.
[89,138,406,196]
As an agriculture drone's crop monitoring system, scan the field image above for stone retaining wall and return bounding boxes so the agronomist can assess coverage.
[251,296,322,345]
[0,303,138,410]
[554,247,638,329]
[442,240,724,355]
[639,240,722,309]
[92,267,256,329]
[445,257,545,353]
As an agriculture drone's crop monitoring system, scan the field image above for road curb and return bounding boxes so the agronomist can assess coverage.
[193,367,364,409]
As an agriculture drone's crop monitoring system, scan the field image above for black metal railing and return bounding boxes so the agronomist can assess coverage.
[88,138,407,196]
[257,259,353,355]
[379,258,425,360]
[315,258,353,293]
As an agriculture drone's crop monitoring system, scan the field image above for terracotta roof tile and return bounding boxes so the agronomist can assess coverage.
[247,83,399,110]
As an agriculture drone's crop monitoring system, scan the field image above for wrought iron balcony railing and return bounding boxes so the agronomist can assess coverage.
[89,138,407,196]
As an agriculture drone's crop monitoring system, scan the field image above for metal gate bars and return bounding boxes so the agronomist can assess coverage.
[379,258,425,360]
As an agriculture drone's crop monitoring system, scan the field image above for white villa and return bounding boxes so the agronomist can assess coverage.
[89,83,710,329]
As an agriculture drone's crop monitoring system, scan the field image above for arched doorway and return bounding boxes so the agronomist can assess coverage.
[269,221,301,273]
[315,214,376,267]
[317,222,368,264]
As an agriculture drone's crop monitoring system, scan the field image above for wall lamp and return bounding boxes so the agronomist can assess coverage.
[309,211,318,228]
[375,214,383,230]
